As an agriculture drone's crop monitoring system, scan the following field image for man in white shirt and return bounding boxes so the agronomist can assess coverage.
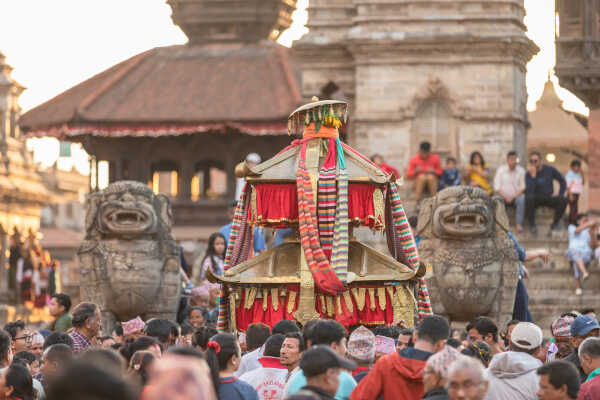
[235,322,270,377]
[240,334,289,400]
[494,151,526,232]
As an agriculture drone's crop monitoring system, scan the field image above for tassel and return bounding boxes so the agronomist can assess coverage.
[336,295,342,316]
[368,288,376,311]
[352,287,366,311]
[320,295,326,313]
[287,291,297,314]
[262,288,269,311]
[326,296,334,317]
[378,287,387,311]
[244,287,258,310]
[388,287,401,322]
[342,291,354,313]
[229,291,237,332]
[373,188,385,230]
[271,288,279,311]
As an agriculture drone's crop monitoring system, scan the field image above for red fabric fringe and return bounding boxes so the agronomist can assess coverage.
[233,284,397,330]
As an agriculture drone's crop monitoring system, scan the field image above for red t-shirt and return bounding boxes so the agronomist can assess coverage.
[406,154,442,178]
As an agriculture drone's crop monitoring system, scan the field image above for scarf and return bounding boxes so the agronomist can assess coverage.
[387,182,432,319]
[297,139,345,295]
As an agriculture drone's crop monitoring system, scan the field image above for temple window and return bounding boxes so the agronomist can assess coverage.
[191,161,227,201]
[557,0,583,37]
[414,98,451,154]
[151,160,179,197]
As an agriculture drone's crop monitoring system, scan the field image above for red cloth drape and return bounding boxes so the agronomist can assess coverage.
[235,285,299,331]
[234,284,397,330]
[250,183,383,229]
[315,285,394,326]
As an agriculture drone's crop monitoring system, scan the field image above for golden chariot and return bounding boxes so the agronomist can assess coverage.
[209,98,431,331]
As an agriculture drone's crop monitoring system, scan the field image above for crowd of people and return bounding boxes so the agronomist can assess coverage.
[6,233,59,307]
[399,141,583,235]
[1,292,600,400]
[396,142,598,295]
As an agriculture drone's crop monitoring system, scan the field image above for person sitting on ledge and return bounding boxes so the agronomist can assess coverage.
[525,151,567,234]
[406,141,442,202]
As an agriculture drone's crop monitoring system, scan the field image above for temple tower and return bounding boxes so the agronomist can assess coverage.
[294,0,539,174]
[555,0,600,215]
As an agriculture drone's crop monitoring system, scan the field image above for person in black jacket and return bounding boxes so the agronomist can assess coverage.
[525,151,567,234]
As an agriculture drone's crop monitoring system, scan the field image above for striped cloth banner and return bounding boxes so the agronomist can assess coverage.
[317,139,337,259]
[217,185,253,331]
[330,138,349,282]
[297,140,345,295]
[388,182,433,318]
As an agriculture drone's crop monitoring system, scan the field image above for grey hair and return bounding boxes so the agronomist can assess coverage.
[579,337,600,359]
[446,355,488,389]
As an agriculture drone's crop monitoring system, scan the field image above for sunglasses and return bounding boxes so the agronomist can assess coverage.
[529,159,539,163]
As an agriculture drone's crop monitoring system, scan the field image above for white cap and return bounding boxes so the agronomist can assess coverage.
[511,322,543,350]
[246,153,261,164]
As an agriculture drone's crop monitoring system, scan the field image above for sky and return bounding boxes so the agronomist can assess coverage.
[0,0,588,175]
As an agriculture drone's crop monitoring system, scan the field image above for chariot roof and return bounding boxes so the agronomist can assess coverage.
[208,240,417,285]
[244,142,391,184]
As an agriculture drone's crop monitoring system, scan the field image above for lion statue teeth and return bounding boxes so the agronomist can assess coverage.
[78,181,181,332]
[417,186,519,327]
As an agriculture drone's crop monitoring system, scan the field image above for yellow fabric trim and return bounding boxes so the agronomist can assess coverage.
[352,287,366,311]
[343,291,354,313]
[326,296,334,317]
[320,295,326,313]
[287,291,297,314]
[271,288,279,311]
[387,287,401,322]
[262,288,269,311]
[229,291,237,332]
[368,288,376,311]
[373,188,385,231]
[377,287,387,311]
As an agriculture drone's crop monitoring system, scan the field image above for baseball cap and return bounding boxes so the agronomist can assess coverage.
[300,345,357,378]
[511,322,543,350]
[347,326,375,362]
[551,315,575,338]
[570,315,600,337]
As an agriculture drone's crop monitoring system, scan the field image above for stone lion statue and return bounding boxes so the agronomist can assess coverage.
[416,186,519,327]
[78,181,181,332]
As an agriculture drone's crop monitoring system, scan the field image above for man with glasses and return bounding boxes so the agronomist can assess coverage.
[446,356,489,400]
[3,320,31,353]
[525,151,567,234]
[564,315,600,382]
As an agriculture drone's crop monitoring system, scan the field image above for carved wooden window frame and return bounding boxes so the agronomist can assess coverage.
[557,0,583,37]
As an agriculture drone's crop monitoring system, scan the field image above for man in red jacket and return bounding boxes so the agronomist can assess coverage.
[406,141,443,201]
[350,315,449,400]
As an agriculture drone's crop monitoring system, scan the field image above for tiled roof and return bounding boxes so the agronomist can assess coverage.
[21,42,302,138]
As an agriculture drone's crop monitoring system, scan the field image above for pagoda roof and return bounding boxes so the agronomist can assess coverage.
[21,42,302,139]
